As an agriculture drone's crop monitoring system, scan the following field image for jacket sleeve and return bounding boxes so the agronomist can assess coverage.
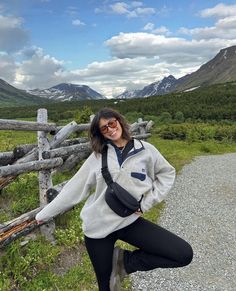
[140,146,176,212]
[35,152,97,222]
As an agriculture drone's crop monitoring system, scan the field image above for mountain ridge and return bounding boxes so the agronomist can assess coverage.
[0,80,106,108]
[175,45,236,92]
[29,83,105,101]
[117,45,236,98]
[0,79,50,107]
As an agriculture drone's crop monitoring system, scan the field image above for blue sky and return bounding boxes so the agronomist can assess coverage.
[0,0,236,97]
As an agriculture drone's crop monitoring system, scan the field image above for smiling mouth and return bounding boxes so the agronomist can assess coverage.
[110,129,117,137]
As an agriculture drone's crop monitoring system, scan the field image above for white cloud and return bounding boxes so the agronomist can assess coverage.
[143,22,155,31]
[200,3,236,18]
[135,7,155,16]
[0,15,29,52]
[15,47,66,89]
[97,1,156,18]
[13,49,203,98]
[153,26,170,35]
[131,2,143,8]
[105,32,236,64]
[143,22,170,35]
[179,14,236,40]
[0,52,17,83]
[67,57,172,97]
[110,2,129,15]
[72,19,86,26]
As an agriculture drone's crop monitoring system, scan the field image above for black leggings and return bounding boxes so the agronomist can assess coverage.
[84,217,193,291]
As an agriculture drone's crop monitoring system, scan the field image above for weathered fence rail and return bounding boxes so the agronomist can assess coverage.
[0,109,154,248]
[0,118,57,132]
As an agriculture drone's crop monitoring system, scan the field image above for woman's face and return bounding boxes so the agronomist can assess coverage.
[99,117,123,143]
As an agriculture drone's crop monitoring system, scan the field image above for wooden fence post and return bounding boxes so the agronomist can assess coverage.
[37,108,56,243]
[137,118,146,134]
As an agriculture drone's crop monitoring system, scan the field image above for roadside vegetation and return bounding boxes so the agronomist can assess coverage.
[0,92,236,290]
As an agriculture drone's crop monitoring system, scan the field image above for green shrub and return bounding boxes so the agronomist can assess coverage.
[74,106,94,124]
[125,111,143,123]
[174,111,185,123]
[158,112,172,123]
[158,123,236,142]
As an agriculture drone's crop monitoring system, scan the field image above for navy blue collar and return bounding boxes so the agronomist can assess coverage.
[110,138,145,166]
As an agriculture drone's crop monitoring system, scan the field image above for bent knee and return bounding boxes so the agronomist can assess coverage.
[180,243,193,266]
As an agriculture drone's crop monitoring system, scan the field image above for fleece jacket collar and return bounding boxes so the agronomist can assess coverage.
[108,138,145,166]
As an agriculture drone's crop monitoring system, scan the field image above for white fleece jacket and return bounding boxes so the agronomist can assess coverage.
[36,139,175,238]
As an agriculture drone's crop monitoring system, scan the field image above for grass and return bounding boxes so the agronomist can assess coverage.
[0,124,236,290]
[0,130,36,152]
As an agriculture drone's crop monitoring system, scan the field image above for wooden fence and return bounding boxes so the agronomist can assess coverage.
[0,109,154,248]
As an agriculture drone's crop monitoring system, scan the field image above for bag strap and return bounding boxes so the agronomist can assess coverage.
[101,139,134,186]
[101,145,113,186]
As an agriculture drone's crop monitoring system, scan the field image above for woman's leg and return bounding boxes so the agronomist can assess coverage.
[117,217,193,274]
[84,234,116,291]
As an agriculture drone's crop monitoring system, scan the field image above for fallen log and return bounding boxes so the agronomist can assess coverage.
[0,119,57,132]
[0,157,63,177]
[13,144,37,159]
[132,133,151,140]
[0,207,42,235]
[57,123,90,133]
[0,151,15,166]
[130,121,148,133]
[12,137,89,160]
[42,142,91,159]
[145,120,154,132]
[55,150,91,173]
[60,137,89,147]
[0,207,43,248]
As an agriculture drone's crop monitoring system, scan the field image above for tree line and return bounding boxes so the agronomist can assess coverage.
[0,81,235,122]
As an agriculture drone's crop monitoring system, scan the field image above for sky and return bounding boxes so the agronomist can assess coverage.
[0,0,236,98]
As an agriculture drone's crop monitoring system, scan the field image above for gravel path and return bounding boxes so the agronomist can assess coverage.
[131,153,236,291]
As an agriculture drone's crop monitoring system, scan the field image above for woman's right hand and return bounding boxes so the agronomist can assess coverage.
[36,220,44,225]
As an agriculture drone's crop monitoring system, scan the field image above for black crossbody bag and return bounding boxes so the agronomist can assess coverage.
[101,140,142,217]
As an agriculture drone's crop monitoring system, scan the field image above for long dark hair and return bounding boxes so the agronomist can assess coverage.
[89,108,131,154]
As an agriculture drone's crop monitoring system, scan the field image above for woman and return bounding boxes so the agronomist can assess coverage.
[36,108,193,291]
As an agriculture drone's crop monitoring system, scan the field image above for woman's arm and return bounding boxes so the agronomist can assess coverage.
[35,153,98,222]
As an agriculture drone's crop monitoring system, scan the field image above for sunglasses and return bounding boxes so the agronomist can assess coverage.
[100,119,118,134]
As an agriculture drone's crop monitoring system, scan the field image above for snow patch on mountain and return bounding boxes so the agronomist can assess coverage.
[29,83,106,101]
[116,75,178,99]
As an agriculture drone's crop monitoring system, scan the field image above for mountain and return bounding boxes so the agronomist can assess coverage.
[116,89,141,99]
[117,75,179,99]
[0,79,50,108]
[29,83,106,101]
[117,45,236,98]
[140,75,179,96]
[175,45,236,91]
